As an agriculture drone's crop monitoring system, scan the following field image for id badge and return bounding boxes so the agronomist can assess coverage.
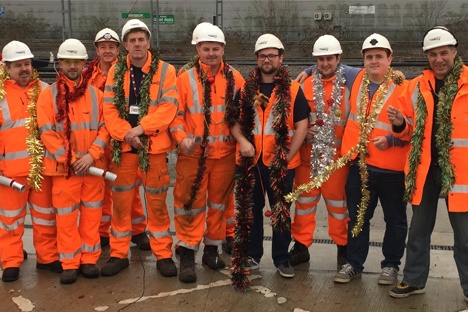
[129,106,140,115]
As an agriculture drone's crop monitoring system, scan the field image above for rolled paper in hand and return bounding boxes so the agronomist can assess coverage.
[88,166,117,182]
[194,136,203,145]
[0,176,26,192]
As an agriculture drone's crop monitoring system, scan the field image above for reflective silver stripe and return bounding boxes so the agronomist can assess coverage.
[110,179,142,192]
[176,110,185,117]
[29,203,54,214]
[0,217,25,230]
[40,81,49,90]
[0,204,26,217]
[81,200,103,208]
[252,110,262,135]
[297,195,320,204]
[204,237,223,246]
[348,112,358,122]
[82,243,100,252]
[149,229,171,239]
[0,103,25,130]
[98,121,105,128]
[143,184,169,194]
[104,97,115,104]
[92,137,107,149]
[52,146,66,160]
[187,68,201,113]
[104,85,113,92]
[131,216,146,224]
[294,206,317,216]
[343,86,351,120]
[411,85,419,111]
[374,120,392,132]
[335,138,342,147]
[101,215,111,222]
[451,184,468,193]
[0,150,29,161]
[174,206,205,216]
[44,150,54,160]
[50,84,59,114]
[328,209,349,220]
[39,123,55,134]
[55,203,80,215]
[88,86,99,130]
[111,228,132,238]
[32,216,56,226]
[59,248,81,260]
[176,240,198,251]
[208,201,226,211]
[157,62,169,100]
[452,139,468,147]
[153,95,178,107]
[324,198,346,208]
[226,216,235,225]
[170,125,184,133]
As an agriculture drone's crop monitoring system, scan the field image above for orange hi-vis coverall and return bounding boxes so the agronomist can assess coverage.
[0,78,59,269]
[292,74,351,248]
[88,59,147,240]
[37,75,109,270]
[170,61,244,250]
[104,51,178,260]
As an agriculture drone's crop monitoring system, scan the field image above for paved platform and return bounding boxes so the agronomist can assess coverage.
[1,188,467,312]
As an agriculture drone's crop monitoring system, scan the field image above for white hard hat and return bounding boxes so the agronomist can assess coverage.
[361,33,392,54]
[191,22,212,45]
[195,24,226,45]
[94,28,120,46]
[313,35,342,56]
[57,39,88,60]
[121,19,151,42]
[2,41,34,62]
[254,34,284,54]
[422,26,457,52]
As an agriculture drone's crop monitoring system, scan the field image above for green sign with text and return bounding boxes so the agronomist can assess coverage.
[153,15,175,25]
[121,12,151,18]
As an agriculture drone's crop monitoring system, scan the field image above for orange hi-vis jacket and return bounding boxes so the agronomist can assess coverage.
[0,78,48,178]
[301,73,351,162]
[249,80,302,169]
[171,61,244,159]
[37,75,109,175]
[394,66,468,211]
[89,59,117,91]
[104,51,178,154]
[341,70,409,171]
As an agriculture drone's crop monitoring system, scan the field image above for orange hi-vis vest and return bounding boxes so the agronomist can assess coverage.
[0,78,48,177]
[341,70,409,171]
[301,73,351,159]
[37,75,109,176]
[103,51,178,154]
[394,66,468,211]
[250,80,301,169]
[171,61,244,159]
[89,59,118,91]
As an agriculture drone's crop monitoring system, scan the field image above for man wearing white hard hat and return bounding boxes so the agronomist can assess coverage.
[177,22,213,76]
[102,19,178,279]
[289,35,351,271]
[230,34,309,285]
[334,33,409,285]
[388,26,468,301]
[170,23,244,283]
[87,28,150,252]
[37,38,109,284]
[0,41,61,282]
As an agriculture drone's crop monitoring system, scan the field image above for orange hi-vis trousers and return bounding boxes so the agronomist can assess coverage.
[99,149,147,238]
[0,176,58,269]
[109,153,172,260]
[52,175,104,270]
[292,144,349,247]
[173,152,235,250]
[225,192,235,238]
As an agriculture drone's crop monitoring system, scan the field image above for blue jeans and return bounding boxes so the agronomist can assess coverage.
[345,164,408,273]
[403,165,468,295]
[246,161,294,268]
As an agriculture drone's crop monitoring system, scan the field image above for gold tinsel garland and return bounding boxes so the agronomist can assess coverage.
[286,68,395,236]
[0,64,7,101]
[25,70,44,191]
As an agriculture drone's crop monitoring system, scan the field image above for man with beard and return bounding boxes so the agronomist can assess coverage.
[0,41,61,282]
[37,39,109,284]
[231,34,309,278]
[170,23,244,283]
[87,28,150,251]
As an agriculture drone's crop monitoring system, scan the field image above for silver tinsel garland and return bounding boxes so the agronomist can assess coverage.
[310,64,346,177]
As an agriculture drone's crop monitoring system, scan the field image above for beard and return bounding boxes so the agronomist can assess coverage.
[259,64,278,75]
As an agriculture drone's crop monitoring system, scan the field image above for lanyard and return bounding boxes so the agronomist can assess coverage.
[130,66,146,104]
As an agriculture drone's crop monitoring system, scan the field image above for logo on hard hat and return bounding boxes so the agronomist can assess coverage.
[131,23,139,26]
[370,39,378,45]
[320,48,329,51]
[258,41,268,45]
[66,50,78,54]
[103,33,112,40]
[208,34,217,38]
[429,36,441,41]
[16,51,26,54]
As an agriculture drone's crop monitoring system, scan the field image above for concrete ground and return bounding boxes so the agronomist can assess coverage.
[1,185,467,312]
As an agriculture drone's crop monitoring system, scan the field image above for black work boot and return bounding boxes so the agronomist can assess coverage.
[23,249,28,260]
[100,236,110,248]
[202,245,225,270]
[288,241,310,266]
[80,264,100,278]
[156,258,177,277]
[178,247,196,283]
[60,269,78,284]
[337,245,348,271]
[100,257,129,277]
[2,267,20,282]
[222,237,234,255]
[131,233,151,251]
[36,260,63,273]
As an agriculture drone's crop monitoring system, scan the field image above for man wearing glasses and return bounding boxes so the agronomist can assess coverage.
[231,33,309,278]
[37,39,109,284]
